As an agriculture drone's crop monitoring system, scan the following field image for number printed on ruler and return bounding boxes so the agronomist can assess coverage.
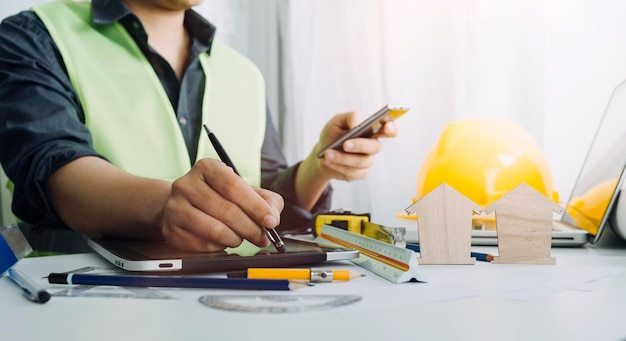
[346,231,410,267]
[319,225,428,283]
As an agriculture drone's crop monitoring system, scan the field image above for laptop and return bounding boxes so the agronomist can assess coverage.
[88,237,359,274]
[405,80,626,247]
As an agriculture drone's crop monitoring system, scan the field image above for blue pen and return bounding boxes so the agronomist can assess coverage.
[48,273,307,291]
[8,268,51,303]
[405,243,494,262]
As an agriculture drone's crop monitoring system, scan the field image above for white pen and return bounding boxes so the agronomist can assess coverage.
[8,268,51,304]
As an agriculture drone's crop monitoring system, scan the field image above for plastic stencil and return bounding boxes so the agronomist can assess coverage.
[198,294,362,313]
[52,284,175,300]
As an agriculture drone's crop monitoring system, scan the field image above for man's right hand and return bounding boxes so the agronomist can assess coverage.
[161,158,284,252]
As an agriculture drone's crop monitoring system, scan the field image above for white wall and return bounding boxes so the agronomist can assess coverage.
[544,0,626,203]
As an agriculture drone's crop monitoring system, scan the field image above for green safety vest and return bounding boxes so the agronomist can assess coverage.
[32,0,265,185]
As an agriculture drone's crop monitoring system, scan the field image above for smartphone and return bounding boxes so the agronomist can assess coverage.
[317,104,409,158]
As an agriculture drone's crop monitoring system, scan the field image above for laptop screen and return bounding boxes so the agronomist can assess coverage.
[561,80,626,243]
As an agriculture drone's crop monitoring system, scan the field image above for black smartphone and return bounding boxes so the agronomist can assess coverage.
[317,104,409,158]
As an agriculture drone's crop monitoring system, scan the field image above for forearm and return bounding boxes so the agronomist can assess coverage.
[294,152,333,211]
[46,156,170,240]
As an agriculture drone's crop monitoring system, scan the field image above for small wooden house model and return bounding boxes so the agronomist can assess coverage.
[405,183,483,265]
[484,183,564,264]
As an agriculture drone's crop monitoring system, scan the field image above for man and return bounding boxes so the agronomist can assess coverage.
[0,0,397,253]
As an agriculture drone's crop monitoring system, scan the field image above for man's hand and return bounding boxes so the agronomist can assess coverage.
[162,158,284,252]
[292,111,399,211]
[315,111,398,181]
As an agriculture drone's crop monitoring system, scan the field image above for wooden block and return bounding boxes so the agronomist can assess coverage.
[484,183,564,265]
[406,183,482,265]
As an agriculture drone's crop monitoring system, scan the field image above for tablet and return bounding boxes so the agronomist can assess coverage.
[88,237,359,274]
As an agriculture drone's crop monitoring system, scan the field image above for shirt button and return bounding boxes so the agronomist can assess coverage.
[179,117,187,126]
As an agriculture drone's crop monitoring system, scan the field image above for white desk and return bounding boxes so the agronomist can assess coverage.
[1,244,626,341]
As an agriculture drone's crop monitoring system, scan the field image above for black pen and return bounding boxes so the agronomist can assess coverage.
[8,268,51,303]
[203,124,286,253]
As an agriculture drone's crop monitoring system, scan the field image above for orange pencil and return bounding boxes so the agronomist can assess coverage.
[232,268,364,283]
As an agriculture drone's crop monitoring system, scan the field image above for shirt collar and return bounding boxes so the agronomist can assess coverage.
[91,0,215,54]
[92,0,130,24]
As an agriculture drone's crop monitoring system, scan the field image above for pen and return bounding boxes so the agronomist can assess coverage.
[8,268,51,303]
[48,273,307,291]
[405,243,494,262]
[228,268,365,283]
[203,124,286,253]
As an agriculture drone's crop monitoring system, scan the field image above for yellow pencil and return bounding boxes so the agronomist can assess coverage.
[234,268,364,283]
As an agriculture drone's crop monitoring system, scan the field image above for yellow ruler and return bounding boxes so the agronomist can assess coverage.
[318,225,428,284]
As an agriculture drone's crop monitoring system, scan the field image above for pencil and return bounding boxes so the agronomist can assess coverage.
[228,268,365,283]
[405,243,494,262]
[203,124,286,253]
[48,273,307,291]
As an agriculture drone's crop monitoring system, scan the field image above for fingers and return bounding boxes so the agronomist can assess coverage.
[341,137,382,156]
[194,159,279,241]
[316,110,400,182]
[323,111,363,141]
[162,202,243,251]
[343,111,364,130]
[321,139,379,181]
[376,121,398,138]
[321,112,397,156]
[254,187,284,228]
[162,159,284,252]
[322,150,376,181]
[344,111,398,138]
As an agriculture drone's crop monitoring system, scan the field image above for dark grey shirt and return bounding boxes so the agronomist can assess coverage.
[0,0,331,251]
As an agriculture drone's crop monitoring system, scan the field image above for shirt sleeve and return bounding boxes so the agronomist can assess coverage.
[0,11,104,228]
[260,109,333,234]
[0,11,332,234]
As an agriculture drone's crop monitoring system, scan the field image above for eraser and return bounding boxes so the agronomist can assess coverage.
[0,224,32,275]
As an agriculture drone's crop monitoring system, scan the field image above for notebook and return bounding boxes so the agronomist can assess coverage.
[88,237,358,273]
[405,80,626,247]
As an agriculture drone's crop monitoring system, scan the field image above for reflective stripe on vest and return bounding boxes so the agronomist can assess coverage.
[32,1,265,185]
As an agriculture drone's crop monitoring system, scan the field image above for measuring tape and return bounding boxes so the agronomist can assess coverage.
[318,225,428,284]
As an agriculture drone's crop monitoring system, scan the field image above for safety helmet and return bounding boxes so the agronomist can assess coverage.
[416,117,559,207]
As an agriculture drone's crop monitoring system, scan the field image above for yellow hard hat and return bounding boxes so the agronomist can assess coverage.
[416,117,559,207]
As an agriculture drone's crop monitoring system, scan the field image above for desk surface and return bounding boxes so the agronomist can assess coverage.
[2,243,626,341]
